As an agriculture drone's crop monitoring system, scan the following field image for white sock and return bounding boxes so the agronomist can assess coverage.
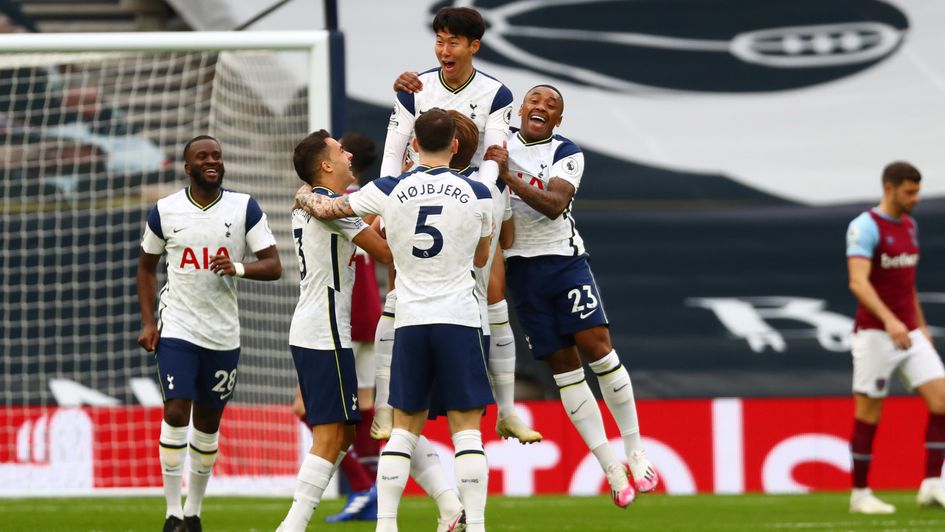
[377,428,418,529]
[183,428,219,517]
[453,430,488,532]
[589,350,642,455]
[487,300,517,420]
[159,420,188,519]
[411,435,462,521]
[554,368,619,470]
[374,292,396,410]
[282,453,335,531]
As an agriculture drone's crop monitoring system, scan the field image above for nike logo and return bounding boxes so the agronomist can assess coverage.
[569,399,587,415]
[379,338,394,342]
[579,309,598,319]
[613,383,629,393]
[496,341,513,347]
[173,227,185,233]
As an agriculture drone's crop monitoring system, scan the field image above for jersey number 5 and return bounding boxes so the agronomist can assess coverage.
[412,206,443,259]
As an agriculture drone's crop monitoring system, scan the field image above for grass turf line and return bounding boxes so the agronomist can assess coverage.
[1,492,944,531]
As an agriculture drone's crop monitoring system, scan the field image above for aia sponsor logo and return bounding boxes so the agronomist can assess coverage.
[179,246,230,269]
[446,0,907,92]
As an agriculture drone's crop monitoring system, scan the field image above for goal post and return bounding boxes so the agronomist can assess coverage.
[0,31,333,496]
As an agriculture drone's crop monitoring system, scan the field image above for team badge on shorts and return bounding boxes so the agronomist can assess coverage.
[875,378,887,392]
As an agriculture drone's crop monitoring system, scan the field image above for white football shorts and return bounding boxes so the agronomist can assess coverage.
[851,329,944,398]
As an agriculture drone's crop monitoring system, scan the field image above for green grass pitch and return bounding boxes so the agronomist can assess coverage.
[2,492,944,531]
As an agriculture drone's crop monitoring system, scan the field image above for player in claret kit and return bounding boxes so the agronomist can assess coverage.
[494,85,661,509]
[276,130,392,532]
[846,161,945,514]
[137,135,282,532]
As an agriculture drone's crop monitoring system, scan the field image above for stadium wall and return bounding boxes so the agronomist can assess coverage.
[1,397,937,496]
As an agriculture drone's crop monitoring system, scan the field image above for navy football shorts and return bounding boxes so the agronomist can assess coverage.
[156,337,240,408]
[291,345,361,426]
[390,324,494,413]
[505,254,610,359]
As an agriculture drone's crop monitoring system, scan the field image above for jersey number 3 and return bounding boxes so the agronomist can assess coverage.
[412,206,443,259]
[293,227,307,279]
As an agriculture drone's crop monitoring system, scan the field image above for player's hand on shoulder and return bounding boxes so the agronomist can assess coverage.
[885,318,911,350]
[401,157,414,174]
[393,71,422,93]
[484,142,509,168]
[138,322,159,352]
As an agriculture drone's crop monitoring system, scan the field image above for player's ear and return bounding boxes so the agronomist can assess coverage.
[450,137,459,155]
[320,158,332,175]
[469,39,480,55]
[411,137,420,154]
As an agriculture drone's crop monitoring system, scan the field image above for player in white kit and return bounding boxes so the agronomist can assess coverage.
[276,130,393,531]
[138,136,282,532]
[378,5,539,445]
[493,85,661,509]
[295,109,494,532]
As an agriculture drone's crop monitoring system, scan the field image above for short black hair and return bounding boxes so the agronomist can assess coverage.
[527,84,564,108]
[293,130,331,185]
[340,132,377,182]
[414,108,455,153]
[882,161,921,186]
[433,7,485,42]
[183,135,219,160]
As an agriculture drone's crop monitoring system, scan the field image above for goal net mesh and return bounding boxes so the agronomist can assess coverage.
[0,48,313,493]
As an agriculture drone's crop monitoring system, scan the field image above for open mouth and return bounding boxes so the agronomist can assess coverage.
[203,168,219,178]
[528,114,548,127]
[441,59,455,72]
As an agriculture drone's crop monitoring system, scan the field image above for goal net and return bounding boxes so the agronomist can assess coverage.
[0,31,331,495]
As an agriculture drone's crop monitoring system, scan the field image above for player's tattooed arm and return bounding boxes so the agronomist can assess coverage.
[294,185,356,220]
[485,143,574,219]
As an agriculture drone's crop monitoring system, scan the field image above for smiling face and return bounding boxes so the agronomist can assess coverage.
[184,138,225,191]
[518,86,564,142]
[321,137,355,191]
[435,30,479,87]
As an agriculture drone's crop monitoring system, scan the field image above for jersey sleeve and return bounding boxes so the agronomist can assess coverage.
[502,189,512,221]
[485,84,513,139]
[141,205,166,255]
[846,213,879,258]
[245,197,277,253]
[348,180,390,218]
[552,143,584,192]
[380,92,416,177]
[327,215,368,242]
[479,196,493,238]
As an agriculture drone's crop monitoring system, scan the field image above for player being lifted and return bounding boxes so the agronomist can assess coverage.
[296,109,495,532]
[277,131,392,531]
[489,85,661,508]
[846,161,945,513]
[138,135,282,532]
[379,4,540,445]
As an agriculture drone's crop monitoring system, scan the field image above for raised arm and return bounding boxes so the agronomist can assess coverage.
[296,184,357,220]
[486,143,574,220]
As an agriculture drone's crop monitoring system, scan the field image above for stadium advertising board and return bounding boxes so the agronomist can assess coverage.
[0,397,933,496]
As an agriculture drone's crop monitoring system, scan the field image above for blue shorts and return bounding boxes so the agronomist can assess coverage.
[391,324,493,413]
[291,345,361,426]
[156,337,240,408]
[505,255,609,359]
[427,334,491,419]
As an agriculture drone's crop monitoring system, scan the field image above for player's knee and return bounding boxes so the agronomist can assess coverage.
[163,401,191,428]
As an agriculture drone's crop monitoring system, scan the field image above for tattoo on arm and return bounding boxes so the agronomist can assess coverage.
[297,192,356,220]
[508,176,574,219]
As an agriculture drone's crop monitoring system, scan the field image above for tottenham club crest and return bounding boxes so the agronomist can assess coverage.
[439,0,907,93]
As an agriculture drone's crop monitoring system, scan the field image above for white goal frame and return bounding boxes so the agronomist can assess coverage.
[0,30,330,133]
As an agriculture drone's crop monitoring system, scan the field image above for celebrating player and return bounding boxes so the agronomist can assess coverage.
[490,85,661,508]
[381,5,539,444]
[846,161,945,513]
[137,135,282,532]
[276,131,392,531]
[296,108,495,532]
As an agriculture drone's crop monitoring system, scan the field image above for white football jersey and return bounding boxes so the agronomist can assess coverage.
[382,67,513,177]
[289,187,368,350]
[460,163,511,335]
[348,165,493,329]
[141,188,277,350]
[505,128,586,258]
